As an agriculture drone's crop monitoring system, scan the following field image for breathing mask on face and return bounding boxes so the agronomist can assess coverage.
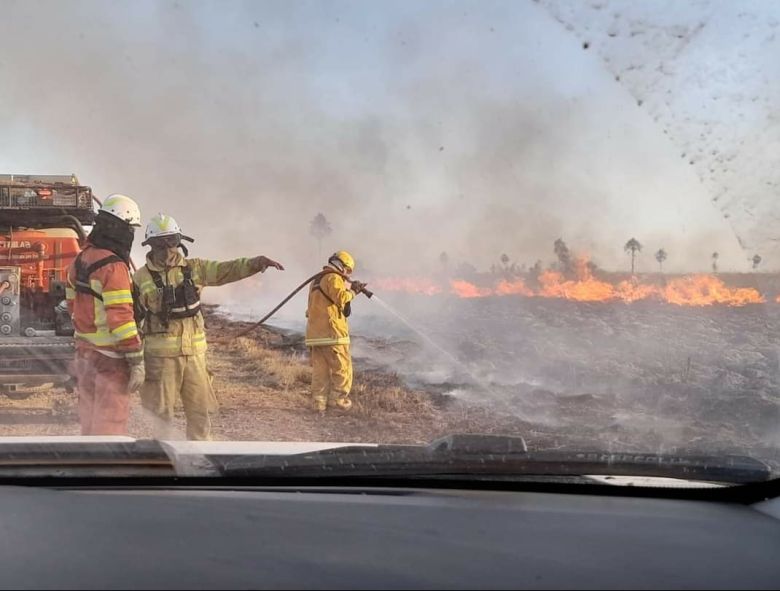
[145,233,194,265]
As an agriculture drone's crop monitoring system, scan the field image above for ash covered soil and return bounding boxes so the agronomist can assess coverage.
[351,295,780,468]
[1,300,778,471]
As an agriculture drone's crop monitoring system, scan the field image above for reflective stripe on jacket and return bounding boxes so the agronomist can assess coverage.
[305,267,355,347]
[66,245,143,358]
[133,252,261,357]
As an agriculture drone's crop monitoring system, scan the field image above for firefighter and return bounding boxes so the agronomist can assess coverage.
[305,250,367,414]
[66,194,144,436]
[133,213,284,440]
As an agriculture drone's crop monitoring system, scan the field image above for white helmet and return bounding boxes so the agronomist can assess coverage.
[143,213,194,246]
[145,213,182,241]
[100,194,142,227]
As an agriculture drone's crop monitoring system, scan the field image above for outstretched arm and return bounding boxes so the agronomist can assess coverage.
[193,256,285,287]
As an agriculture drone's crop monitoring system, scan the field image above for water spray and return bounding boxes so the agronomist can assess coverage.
[218,272,532,421]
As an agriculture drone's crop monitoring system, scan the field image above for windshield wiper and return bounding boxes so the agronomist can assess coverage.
[214,434,772,484]
[0,435,769,485]
[0,440,178,478]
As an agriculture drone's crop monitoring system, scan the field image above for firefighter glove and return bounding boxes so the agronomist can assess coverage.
[127,359,146,394]
[254,256,285,272]
[350,280,367,295]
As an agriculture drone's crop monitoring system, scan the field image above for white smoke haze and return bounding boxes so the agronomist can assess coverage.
[539,0,780,263]
[1,1,779,465]
[2,0,776,298]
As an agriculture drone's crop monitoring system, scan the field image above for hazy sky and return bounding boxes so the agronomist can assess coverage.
[541,0,780,267]
[1,0,778,280]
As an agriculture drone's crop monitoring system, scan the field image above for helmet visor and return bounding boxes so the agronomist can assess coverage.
[147,234,181,249]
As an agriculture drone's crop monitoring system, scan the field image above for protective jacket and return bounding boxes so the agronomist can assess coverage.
[305,266,355,347]
[66,244,143,359]
[133,251,263,357]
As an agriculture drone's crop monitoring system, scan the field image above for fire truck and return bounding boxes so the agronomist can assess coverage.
[0,174,96,398]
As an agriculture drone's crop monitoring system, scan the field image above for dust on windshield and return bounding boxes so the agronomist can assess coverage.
[0,0,777,475]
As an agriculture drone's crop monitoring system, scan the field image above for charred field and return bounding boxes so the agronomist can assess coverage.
[352,295,780,467]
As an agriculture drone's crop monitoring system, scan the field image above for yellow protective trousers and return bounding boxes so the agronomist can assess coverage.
[140,353,218,441]
[310,345,353,409]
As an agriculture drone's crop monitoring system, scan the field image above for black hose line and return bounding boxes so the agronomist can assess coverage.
[225,270,372,341]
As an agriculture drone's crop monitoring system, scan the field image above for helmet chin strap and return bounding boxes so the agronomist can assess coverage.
[180,234,194,257]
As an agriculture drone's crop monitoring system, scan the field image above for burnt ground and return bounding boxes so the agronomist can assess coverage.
[352,295,780,469]
[0,302,778,473]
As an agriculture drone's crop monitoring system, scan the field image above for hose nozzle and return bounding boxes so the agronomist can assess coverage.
[350,279,373,299]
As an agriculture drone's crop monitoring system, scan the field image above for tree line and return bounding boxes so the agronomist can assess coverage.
[310,213,765,276]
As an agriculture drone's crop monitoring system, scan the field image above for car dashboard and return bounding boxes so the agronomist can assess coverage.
[0,480,778,589]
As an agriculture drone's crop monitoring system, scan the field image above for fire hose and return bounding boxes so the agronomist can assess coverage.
[217,270,373,342]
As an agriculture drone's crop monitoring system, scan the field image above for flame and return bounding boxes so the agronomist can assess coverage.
[450,280,493,298]
[538,270,617,302]
[372,277,442,296]
[494,279,535,296]
[661,275,764,306]
[370,257,765,306]
[615,278,659,303]
[444,279,534,298]
[372,270,765,306]
[535,271,764,306]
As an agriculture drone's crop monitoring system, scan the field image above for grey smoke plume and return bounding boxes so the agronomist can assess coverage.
[0,0,771,294]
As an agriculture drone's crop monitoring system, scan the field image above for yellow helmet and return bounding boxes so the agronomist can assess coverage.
[329,250,355,273]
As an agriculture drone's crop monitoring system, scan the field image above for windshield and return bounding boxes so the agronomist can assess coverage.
[0,0,777,483]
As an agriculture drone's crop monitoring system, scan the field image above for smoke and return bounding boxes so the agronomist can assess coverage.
[539,0,780,267]
[0,0,771,304]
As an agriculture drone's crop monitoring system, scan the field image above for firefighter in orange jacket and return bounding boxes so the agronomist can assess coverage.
[66,195,144,436]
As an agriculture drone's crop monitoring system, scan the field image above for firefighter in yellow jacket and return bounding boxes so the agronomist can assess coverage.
[305,251,367,414]
[133,213,284,440]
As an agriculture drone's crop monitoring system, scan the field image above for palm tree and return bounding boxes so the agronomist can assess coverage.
[553,238,572,273]
[500,253,510,269]
[655,248,667,272]
[711,252,719,273]
[309,213,332,260]
[624,238,642,274]
[752,254,762,271]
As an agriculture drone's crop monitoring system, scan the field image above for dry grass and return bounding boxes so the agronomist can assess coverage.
[230,337,311,393]
[352,371,436,417]
[228,335,436,419]
[0,308,496,444]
